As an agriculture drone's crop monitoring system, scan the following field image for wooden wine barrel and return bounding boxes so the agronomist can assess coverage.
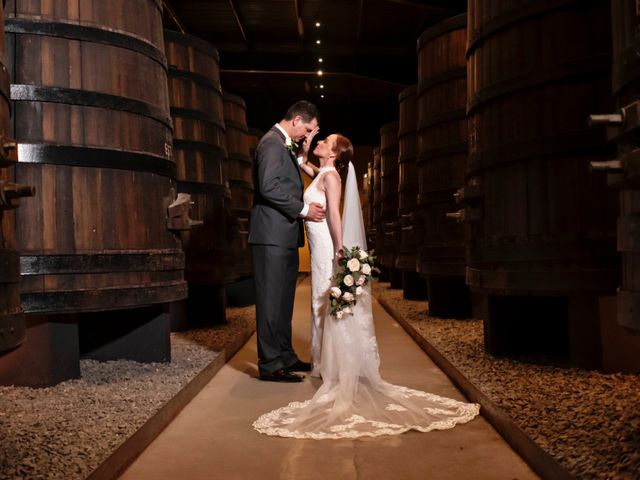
[247,127,263,159]
[165,30,227,289]
[609,2,640,334]
[5,0,186,315]
[396,85,418,272]
[379,122,399,270]
[465,0,617,365]
[0,0,26,354]
[397,85,427,298]
[223,92,253,281]
[415,14,470,316]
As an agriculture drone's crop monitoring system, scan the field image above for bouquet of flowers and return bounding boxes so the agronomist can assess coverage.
[329,246,379,319]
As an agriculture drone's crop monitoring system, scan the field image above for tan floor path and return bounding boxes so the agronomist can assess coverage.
[119,278,538,480]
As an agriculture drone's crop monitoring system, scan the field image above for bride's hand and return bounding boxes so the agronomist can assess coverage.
[335,248,344,260]
[302,126,320,156]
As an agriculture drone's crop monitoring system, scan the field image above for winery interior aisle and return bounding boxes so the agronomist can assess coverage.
[119,278,538,479]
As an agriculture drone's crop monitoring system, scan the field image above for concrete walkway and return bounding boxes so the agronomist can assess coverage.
[119,278,538,480]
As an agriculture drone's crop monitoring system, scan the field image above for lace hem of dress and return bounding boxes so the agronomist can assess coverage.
[252,387,481,440]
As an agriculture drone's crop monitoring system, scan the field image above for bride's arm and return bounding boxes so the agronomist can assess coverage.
[324,172,343,258]
[299,159,319,178]
[298,126,320,178]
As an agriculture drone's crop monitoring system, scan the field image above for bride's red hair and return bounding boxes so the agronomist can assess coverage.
[332,134,353,176]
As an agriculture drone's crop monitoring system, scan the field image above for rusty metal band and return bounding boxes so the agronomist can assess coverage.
[168,67,222,90]
[21,251,185,275]
[417,13,467,51]
[170,107,226,130]
[164,29,220,61]
[177,180,227,196]
[12,84,173,129]
[466,131,611,174]
[466,0,594,56]
[222,92,246,109]
[467,54,610,113]
[6,17,167,68]
[417,67,467,95]
[465,266,619,293]
[21,281,188,314]
[17,144,177,178]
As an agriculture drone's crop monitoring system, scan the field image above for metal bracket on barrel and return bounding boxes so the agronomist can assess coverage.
[447,180,482,223]
[166,192,203,231]
[0,134,17,167]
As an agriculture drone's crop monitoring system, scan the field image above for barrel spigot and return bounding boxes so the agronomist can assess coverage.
[0,181,36,209]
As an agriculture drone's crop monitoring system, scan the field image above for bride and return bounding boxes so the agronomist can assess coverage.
[253,131,480,439]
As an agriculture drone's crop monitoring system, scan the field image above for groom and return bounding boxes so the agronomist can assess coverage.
[249,100,324,382]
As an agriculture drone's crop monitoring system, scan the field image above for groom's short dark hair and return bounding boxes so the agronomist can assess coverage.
[284,100,319,123]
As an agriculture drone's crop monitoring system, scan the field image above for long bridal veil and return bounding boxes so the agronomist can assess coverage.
[253,162,480,439]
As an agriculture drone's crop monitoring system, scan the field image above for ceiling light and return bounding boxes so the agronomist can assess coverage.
[316,39,321,44]
[320,84,324,89]
[320,94,325,98]
[317,70,323,76]
[315,22,321,27]
[318,57,323,63]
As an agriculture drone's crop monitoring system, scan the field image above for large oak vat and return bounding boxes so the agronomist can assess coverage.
[223,92,253,283]
[0,0,184,385]
[416,14,470,316]
[379,122,400,288]
[465,0,617,367]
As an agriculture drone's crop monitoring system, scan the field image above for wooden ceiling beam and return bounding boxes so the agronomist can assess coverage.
[228,0,249,45]
[162,0,187,33]
[294,0,304,40]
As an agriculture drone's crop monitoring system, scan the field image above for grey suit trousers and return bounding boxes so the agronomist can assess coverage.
[252,244,300,374]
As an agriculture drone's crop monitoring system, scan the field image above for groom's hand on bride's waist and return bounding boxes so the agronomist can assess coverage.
[306,202,326,222]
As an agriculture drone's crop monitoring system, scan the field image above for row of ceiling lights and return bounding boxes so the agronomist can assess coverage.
[314,21,324,99]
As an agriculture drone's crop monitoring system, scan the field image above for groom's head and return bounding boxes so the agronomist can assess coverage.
[282,100,320,142]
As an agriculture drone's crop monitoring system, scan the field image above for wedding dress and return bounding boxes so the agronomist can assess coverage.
[302,166,335,377]
[253,163,480,439]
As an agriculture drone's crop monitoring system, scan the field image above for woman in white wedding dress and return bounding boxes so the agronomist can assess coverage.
[253,132,480,439]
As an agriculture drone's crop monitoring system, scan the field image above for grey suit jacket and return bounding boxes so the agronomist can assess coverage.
[248,127,305,248]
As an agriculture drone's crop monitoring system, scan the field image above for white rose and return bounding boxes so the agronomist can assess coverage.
[347,258,361,272]
[343,275,354,286]
[330,286,342,298]
[356,276,366,286]
[355,286,363,296]
[336,310,344,319]
[285,137,292,147]
[359,250,368,260]
[361,264,371,275]
[342,292,354,302]
[343,306,352,315]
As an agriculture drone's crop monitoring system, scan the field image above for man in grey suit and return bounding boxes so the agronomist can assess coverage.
[249,101,324,382]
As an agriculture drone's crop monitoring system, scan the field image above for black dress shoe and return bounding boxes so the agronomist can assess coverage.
[285,360,312,372]
[259,369,304,383]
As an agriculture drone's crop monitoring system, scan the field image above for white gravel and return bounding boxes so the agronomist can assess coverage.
[0,305,256,480]
[373,281,640,480]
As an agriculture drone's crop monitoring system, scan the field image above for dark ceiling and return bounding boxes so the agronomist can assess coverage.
[163,0,467,144]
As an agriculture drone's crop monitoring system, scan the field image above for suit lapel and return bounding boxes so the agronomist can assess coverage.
[270,127,303,190]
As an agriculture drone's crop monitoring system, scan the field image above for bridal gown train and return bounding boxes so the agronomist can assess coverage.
[253,164,480,439]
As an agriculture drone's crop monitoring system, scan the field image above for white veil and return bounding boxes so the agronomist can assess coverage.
[341,161,367,252]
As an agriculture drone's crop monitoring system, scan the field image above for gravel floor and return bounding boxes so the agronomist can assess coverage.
[0,305,256,480]
[373,282,640,480]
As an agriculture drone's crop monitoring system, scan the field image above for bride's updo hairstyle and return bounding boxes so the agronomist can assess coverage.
[332,134,353,176]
